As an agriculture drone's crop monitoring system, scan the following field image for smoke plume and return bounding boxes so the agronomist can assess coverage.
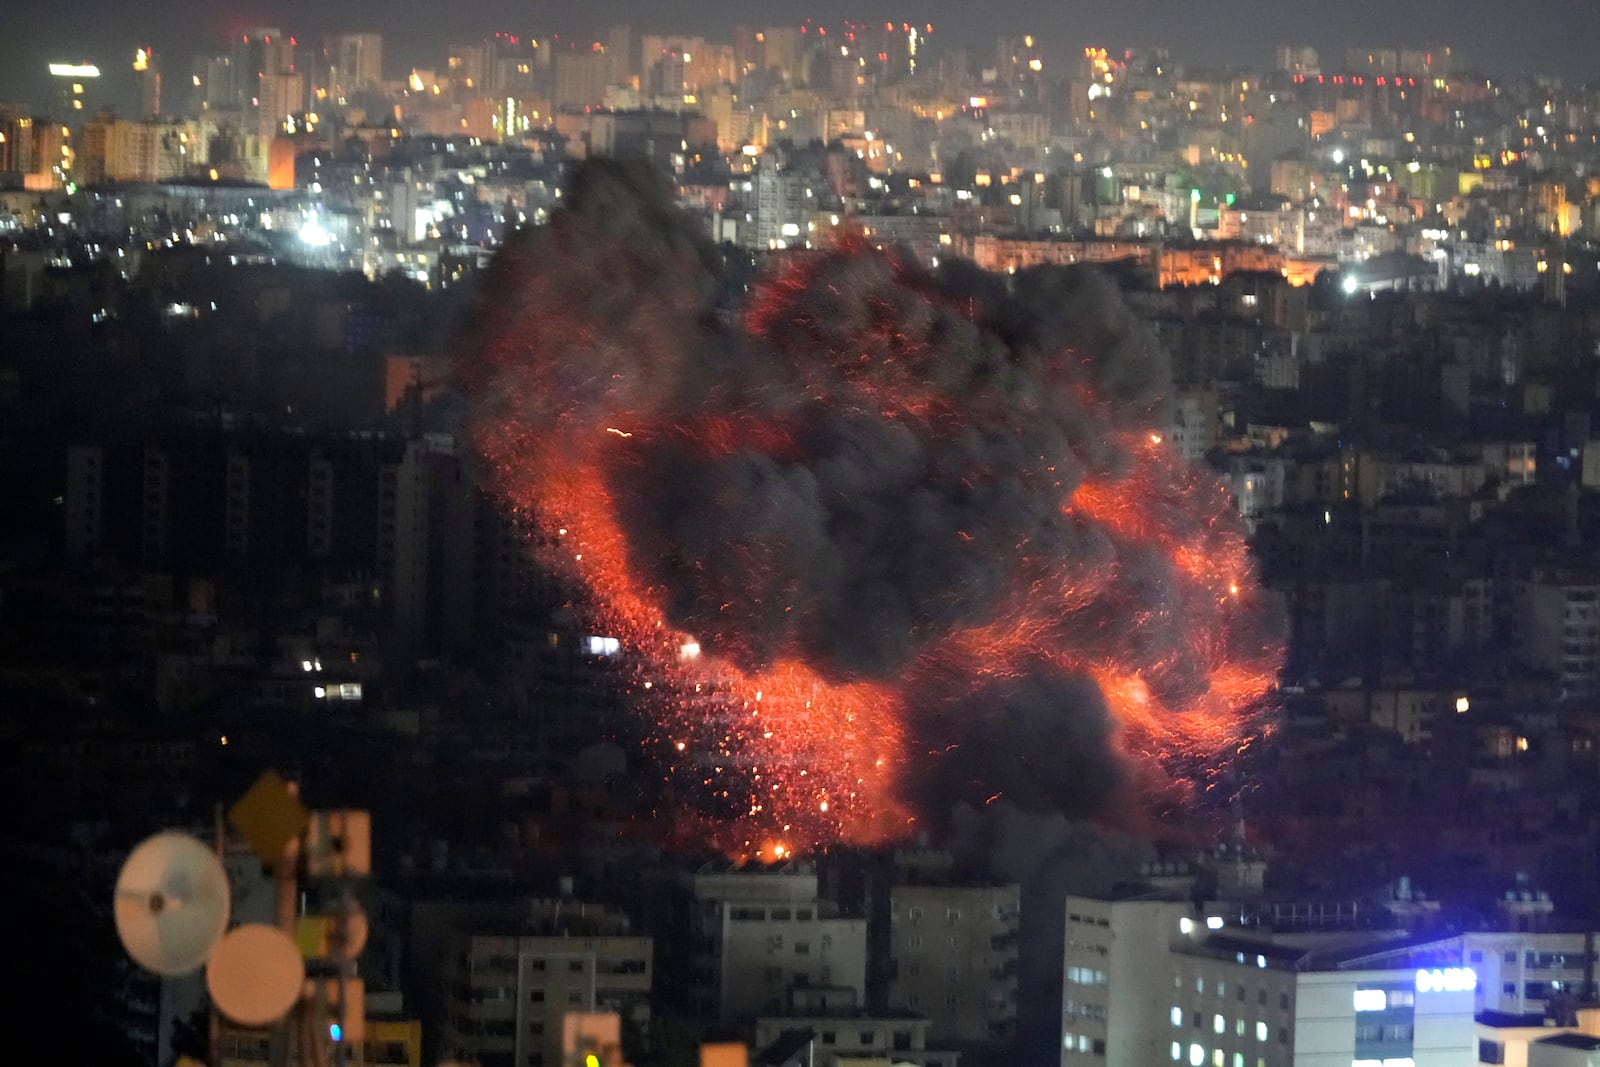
[460,159,1281,849]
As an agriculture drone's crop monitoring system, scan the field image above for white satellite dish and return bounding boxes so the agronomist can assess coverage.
[113,831,231,977]
[207,923,306,1027]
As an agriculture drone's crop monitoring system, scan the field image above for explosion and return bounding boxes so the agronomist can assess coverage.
[460,160,1282,856]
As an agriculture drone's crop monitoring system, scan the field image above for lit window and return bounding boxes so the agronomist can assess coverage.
[1256,1023,1268,1042]
[1172,1042,1182,1061]
[1189,1045,1204,1067]
[1215,1016,1226,1035]
[1173,1008,1184,1027]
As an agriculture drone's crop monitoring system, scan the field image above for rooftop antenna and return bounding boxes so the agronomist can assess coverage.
[113,770,371,1067]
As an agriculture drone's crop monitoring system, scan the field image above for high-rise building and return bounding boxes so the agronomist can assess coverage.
[47,60,100,123]
[1273,46,1319,75]
[1511,562,1600,701]
[256,70,305,142]
[446,40,488,92]
[324,33,383,101]
[886,883,1021,1045]
[190,53,235,113]
[434,902,652,1067]
[230,28,294,111]
[755,26,806,83]
[680,865,869,1027]
[133,47,161,117]
[750,150,822,250]
[605,25,638,86]
[553,50,611,110]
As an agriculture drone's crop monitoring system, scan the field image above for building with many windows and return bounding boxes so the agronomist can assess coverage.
[683,865,868,1028]
[435,904,652,1067]
[1062,894,1479,1067]
[886,883,1020,1046]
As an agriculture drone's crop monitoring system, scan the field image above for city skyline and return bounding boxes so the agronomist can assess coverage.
[1,0,1596,113]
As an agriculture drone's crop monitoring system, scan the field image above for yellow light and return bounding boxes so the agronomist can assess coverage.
[585,1055,600,1067]
[1455,696,1469,714]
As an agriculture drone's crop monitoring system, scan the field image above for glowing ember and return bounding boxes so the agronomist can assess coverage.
[461,161,1283,857]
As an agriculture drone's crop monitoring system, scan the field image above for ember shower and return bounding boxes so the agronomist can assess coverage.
[460,161,1282,856]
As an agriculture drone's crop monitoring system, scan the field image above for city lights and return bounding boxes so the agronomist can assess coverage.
[10,20,1600,1067]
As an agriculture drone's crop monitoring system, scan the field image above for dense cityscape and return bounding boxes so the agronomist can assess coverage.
[4,14,1600,1067]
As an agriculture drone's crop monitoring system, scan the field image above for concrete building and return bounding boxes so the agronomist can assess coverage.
[684,865,868,1027]
[749,151,822,251]
[1512,565,1600,702]
[886,883,1020,1046]
[1061,894,1222,1067]
[752,1008,956,1067]
[1062,895,1479,1067]
[1467,931,1596,1016]
[325,33,385,101]
[435,904,652,1067]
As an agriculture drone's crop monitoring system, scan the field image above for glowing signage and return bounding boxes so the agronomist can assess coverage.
[48,63,101,78]
[1415,968,1476,993]
[1353,989,1388,1012]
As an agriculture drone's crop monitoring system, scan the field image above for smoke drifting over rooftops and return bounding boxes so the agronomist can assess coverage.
[460,159,1281,849]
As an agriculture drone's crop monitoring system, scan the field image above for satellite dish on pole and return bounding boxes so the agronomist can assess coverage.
[113,832,231,977]
[206,923,306,1027]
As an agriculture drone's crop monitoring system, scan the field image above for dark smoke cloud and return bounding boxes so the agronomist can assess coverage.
[461,158,1273,827]
[904,668,1125,815]
[947,803,1159,1063]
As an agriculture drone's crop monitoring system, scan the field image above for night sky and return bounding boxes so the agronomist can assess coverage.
[1,0,1594,113]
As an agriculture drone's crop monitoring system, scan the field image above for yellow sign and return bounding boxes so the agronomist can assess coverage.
[228,769,310,862]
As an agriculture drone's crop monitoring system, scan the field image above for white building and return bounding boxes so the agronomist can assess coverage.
[684,866,868,1027]
[1063,895,1479,1067]
[1062,894,1211,1067]
[436,906,652,1067]
[1467,931,1595,1016]
[1222,454,1287,534]
[752,1007,956,1067]
[749,152,820,251]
